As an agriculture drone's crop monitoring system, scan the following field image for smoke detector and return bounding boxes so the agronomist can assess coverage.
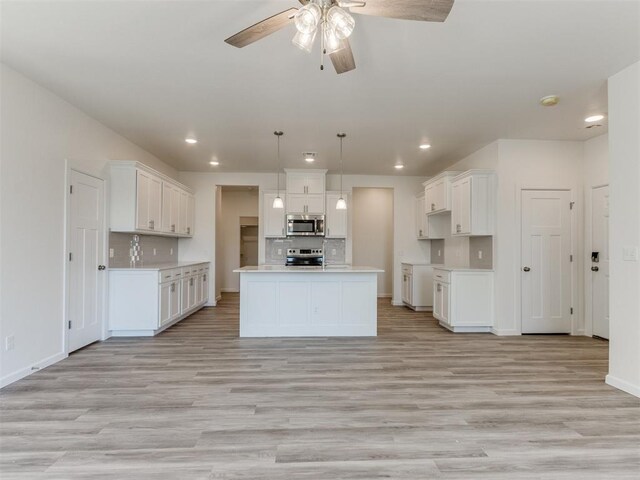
[540,95,560,107]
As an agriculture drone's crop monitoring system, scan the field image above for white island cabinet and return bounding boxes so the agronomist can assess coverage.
[234,266,383,337]
[109,262,209,336]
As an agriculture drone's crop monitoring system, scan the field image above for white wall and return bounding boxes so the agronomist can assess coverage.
[606,61,640,397]
[447,139,585,335]
[352,188,394,296]
[178,171,430,305]
[219,189,259,292]
[583,134,609,336]
[0,64,177,387]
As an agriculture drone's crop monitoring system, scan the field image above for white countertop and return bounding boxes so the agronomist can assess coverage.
[433,266,494,272]
[109,261,209,271]
[234,265,384,273]
[402,262,443,266]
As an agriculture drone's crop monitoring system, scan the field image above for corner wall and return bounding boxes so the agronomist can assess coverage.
[0,64,177,387]
[606,61,640,397]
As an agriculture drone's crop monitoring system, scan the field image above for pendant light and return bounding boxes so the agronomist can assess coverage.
[273,131,284,209]
[336,133,347,210]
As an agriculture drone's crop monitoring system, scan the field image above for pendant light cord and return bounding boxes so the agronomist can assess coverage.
[274,131,283,196]
[337,133,346,198]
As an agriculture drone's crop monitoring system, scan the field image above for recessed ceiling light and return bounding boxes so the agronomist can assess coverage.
[209,161,219,166]
[419,144,431,150]
[185,138,198,144]
[394,164,404,170]
[540,95,560,107]
[304,152,316,163]
[585,114,605,123]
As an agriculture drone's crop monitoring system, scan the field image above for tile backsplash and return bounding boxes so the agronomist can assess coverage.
[109,233,178,267]
[469,236,493,269]
[265,238,346,265]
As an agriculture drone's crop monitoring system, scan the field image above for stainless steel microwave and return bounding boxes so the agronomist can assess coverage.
[286,214,325,237]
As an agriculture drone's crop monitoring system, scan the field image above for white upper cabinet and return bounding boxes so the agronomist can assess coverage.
[423,171,460,215]
[263,192,286,237]
[450,170,495,236]
[286,170,326,194]
[325,192,348,238]
[415,193,428,239]
[110,161,194,237]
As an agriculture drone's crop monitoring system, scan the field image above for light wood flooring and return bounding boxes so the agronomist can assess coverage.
[1,294,639,479]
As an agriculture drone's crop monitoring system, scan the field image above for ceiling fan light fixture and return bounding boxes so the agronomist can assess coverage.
[294,3,321,34]
[292,29,317,53]
[323,25,344,55]
[327,6,355,39]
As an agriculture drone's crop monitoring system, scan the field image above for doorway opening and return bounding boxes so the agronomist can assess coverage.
[215,186,259,298]
[351,187,394,298]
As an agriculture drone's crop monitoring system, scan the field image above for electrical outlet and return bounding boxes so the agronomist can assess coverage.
[623,246,639,261]
[438,249,442,256]
[109,248,114,258]
[5,335,15,351]
[153,248,157,256]
[478,250,483,259]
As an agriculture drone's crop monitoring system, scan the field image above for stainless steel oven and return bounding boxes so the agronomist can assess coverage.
[286,214,325,237]
[286,248,324,267]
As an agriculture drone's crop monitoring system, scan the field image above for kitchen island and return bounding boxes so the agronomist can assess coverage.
[233,266,383,337]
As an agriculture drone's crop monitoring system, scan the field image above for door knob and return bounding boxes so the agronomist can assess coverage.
[591,266,599,272]
[523,267,531,272]
[98,265,106,271]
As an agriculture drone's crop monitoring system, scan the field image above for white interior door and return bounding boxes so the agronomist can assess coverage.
[591,185,610,339]
[521,190,572,334]
[68,170,105,352]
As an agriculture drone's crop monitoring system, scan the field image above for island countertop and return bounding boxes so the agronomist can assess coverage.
[234,265,384,273]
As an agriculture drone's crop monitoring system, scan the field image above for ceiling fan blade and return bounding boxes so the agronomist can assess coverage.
[330,39,356,74]
[349,0,454,22]
[225,8,298,48]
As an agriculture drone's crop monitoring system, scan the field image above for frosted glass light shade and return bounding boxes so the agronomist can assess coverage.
[323,26,344,54]
[273,196,284,209]
[327,6,355,39]
[336,197,347,210]
[292,29,317,53]
[295,3,321,34]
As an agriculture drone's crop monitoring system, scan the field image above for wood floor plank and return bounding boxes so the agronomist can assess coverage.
[1,293,638,479]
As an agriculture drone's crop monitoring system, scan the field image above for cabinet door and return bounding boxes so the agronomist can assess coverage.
[286,194,307,214]
[459,177,472,234]
[263,193,286,237]
[169,281,181,321]
[148,175,162,232]
[189,276,197,310]
[441,282,450,324]
[305,194,325,214]
[451,181,461,235]
[425,184,436,214]
[325,194,347,238]
[416,196,426,238]
[159,282,172,326]
[179,190,188,234]
[287,174,307,194]
[306,174,325,194]
[186,194,195,236]
[402,273,411,304]
[170,187,181,234]
[136,170,151,230]
[202,271,209,303]
[433,282,441,319]
[161,183,173,233]
[181,277,190,314]
[433,179,445,211]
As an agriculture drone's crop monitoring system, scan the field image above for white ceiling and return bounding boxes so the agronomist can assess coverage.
[1,1,638,175]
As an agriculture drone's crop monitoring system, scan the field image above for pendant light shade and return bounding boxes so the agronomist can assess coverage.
[336,133,347,211]
[273,131,284,209]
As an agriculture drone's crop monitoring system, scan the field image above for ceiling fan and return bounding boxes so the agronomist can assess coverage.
[224,0,455,74]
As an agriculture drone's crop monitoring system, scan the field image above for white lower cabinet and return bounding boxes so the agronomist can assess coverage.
[433,268,493,332]
[401,263,434,311]
[109,262,209,336]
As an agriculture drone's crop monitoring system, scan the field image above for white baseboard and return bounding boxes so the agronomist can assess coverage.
[606,374,640,398]
[391,299,403,306]
[377,293,392,298]
[220,288,239,293]
[490,328,521,336]
[1,351,67,389]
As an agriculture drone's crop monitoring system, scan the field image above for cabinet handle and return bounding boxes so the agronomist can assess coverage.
[282,227,285,236]
[431,203,435,211]
[190,278,194,286]
[187,227,191,235]
[456,224,461,233]
[171,283,175,292]
[419,229,422,237]
[171,224,175,232]
[149,220,154,230]
[437,284,442,292]
[203,274,207,281]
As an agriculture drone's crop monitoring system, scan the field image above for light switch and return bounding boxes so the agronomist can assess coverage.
[153,248,157,256]
[109,248,114,258]
[438,249,441,256]
[623,246,639,261]
[478,250,483,259]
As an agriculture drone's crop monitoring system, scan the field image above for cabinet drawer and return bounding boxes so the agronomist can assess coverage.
[433,269,451,283]
[158,268,182,283]
[401,264,413,275]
